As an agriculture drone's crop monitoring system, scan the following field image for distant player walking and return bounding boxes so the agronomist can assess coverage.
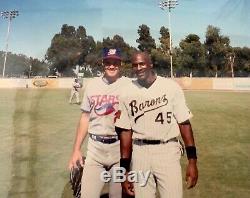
[68,48,129,198]
[69,78,82,104]
[115,52,198,198]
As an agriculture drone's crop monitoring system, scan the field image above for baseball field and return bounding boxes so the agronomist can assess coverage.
[0,89,250,198]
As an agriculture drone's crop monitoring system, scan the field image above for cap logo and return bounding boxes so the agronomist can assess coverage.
[108,49,117,56]
[103,48,121,60]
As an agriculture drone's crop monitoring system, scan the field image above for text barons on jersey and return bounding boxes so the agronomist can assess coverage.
[129,94,168,116]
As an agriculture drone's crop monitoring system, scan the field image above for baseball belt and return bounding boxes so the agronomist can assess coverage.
[89,133,119,144]
[133,137,178,145]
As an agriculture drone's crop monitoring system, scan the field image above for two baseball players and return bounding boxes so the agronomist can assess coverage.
[68,50,198,198]
[115,51,198,198]
[68,48,129,198]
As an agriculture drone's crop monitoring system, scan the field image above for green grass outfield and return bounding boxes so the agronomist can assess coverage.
[0,89,250,198]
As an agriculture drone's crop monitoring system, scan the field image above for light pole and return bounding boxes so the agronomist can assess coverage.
[159,0,178,78]
[1,10,19,77]
[229,53,235,78]
[29,64,32,78]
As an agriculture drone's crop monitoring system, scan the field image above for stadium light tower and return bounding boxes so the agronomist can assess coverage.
[229,53,235,78]
[1,10,19,77]
[159,0,178,78]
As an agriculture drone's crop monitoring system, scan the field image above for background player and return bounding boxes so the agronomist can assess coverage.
[68,48,129,198]
[69,78,82,104]
[115,51,198,198]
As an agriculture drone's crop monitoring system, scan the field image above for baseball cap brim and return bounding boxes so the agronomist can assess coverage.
[103,55,121,60]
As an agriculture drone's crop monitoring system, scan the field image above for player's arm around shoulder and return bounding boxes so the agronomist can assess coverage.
[68,111,90,170]
[115,89,135,196]
[115,78,133,156]
[115,125,134,196]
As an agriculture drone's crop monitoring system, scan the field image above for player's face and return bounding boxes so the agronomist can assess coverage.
[132,54,152,81]
[103,59,121,80]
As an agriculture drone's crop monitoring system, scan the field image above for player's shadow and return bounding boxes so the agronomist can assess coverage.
[61,182,134,198]
[61,182,109,198]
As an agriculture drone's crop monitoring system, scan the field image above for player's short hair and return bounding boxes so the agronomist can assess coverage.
[131,51,152,65]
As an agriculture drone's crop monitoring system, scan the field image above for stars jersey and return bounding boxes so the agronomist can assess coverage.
[81,76,130,136]
[115,76,193,141]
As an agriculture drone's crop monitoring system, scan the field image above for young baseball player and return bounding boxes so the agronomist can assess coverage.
[68,48,130,198]
[69,78,82,104]
[115,51,198,198]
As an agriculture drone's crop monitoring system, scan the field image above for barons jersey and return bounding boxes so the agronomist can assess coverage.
[115,76,193,141]
[81,76,130,136]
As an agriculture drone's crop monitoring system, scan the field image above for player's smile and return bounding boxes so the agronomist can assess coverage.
[104,60,121,73]
[135,66,152,81]
[103,61,121,84]
[136,69,146,78]
[106,66,119,75]
[107,66,118,71]
[132,58,152,81]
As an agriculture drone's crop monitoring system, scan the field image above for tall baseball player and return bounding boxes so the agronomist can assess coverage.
[68,48,130,198]
[69,78,82,104]
[115,52,198,198]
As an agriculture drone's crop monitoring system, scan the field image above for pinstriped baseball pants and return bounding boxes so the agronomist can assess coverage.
[131,141,183,198]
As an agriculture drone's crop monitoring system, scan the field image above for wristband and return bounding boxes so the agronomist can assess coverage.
[185,146,197,159]
[120,158,131,171]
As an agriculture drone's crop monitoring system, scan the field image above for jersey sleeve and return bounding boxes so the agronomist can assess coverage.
[172,83,193,123]
[80,84,91,112]
[115,96,132,130]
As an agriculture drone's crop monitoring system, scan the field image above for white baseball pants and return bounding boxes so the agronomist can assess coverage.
[69,90,80,103]
[132,141,183,198]
[81,138,122,198]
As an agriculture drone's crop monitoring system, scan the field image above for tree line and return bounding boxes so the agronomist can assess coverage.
[0,52,48,77]
[1,24,250,77]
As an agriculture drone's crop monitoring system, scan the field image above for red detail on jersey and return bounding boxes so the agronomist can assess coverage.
[114,110,121,123]
[90,95,119,116]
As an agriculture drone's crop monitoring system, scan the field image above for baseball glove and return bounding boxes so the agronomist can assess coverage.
[69,156,86,198]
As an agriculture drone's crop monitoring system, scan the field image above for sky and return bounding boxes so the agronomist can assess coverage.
[0,0,249,60]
